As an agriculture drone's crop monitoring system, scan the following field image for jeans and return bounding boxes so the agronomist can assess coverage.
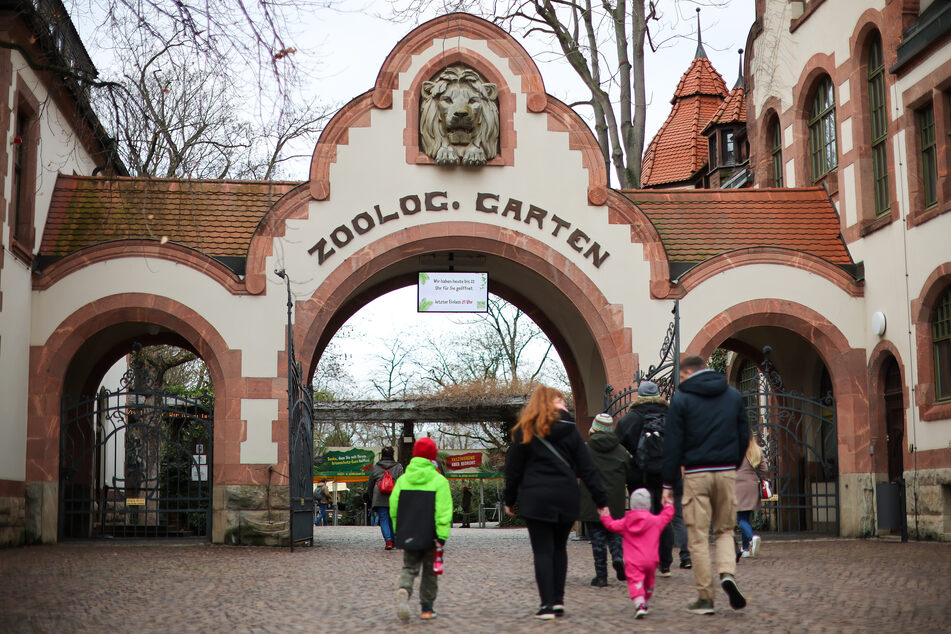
[525,518,574,607]
[585,521,624,579]
[399,549,438,610]
[315,503,329,526]
[375,506,394,541]
[737,510,754,550]
[683,470,737,601]
[673,488,690,562]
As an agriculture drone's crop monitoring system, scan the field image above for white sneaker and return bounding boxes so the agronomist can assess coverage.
[395,588,410,622]
[750,535,761,557]
[740,549,751,558]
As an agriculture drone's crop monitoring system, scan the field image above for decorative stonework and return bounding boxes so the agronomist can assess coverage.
[420,65,499,166]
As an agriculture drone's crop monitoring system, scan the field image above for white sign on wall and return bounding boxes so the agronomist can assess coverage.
[418,272,488,313]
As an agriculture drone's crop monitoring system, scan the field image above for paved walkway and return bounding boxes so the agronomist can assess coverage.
[1,526,949,632]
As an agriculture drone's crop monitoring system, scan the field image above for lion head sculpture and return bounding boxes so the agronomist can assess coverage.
[420,65,499,166]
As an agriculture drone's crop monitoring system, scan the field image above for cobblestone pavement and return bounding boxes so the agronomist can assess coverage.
[1,526,949,633]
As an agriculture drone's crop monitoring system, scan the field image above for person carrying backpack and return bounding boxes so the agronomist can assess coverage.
[615,380,676,575]
[367,446,404,550]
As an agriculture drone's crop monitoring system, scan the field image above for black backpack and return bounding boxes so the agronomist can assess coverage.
[635,411,666,475]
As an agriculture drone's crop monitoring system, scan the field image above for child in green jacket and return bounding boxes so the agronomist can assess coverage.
[390,437,452,621]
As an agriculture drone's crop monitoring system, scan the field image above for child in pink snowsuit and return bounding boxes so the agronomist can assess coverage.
[600,488,674,618]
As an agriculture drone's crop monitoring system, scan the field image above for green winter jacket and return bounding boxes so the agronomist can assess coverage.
[389,457,452,548]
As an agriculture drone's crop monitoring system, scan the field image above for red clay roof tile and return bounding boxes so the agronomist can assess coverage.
[621,187,854,266]
[41,175,302,258]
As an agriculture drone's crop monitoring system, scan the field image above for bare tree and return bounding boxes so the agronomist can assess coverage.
[387,0,731,188]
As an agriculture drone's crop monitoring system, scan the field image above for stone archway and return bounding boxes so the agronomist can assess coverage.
[26,294,243,542]
[292,224,636,425]
[687,299,870,536]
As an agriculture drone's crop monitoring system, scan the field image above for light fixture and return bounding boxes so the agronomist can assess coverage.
[871,311,886,337]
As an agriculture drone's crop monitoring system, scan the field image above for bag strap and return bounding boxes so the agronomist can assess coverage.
[537,436,572,472]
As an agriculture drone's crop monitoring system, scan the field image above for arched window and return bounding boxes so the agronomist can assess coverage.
[809,76,838,181]
[867,35,889,215]
[933,288,951,401]
[769,116,783,187]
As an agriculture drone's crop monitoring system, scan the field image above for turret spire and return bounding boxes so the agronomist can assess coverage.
[695,8,707,59]
[734,49,745,88]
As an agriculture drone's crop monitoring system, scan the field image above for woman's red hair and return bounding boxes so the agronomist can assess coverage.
[512,385,564,443]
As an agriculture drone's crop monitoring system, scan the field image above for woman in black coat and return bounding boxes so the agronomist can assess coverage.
[504,385,608,620]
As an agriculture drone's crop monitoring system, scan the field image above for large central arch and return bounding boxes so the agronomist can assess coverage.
[293,223,636,422]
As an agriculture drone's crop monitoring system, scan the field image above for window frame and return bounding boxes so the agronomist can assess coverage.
[866,36,890,216]
[808,76,838,181]
[918,103,938,208]
[8,81,40,263]
[933,288,951,402]
[769,117,783,187]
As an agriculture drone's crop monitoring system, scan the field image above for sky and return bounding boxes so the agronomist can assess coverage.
[73,0,756,396]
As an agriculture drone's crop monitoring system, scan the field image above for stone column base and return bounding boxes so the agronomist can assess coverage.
[213,484,291,546]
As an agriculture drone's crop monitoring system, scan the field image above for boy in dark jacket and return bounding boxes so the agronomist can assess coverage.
[579,413,631,587]
[390,437,452,621]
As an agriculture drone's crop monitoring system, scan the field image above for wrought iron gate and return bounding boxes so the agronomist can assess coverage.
[280,271,314,549]
[743,351,838,534]
[59,351,212,539]
[604,300,680,417]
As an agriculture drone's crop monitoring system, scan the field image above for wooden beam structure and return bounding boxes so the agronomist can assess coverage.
[312,396,529,423]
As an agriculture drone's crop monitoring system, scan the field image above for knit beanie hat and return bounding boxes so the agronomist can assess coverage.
[637,381,659,397]
[630,488,651,510]
[412,437,438,461]
[589,412,615,434]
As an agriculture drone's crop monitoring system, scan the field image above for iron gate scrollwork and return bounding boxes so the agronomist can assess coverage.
[604,300,680,417]
[743,348,838,534]
[59,345,213,539]
[280,270,315,550]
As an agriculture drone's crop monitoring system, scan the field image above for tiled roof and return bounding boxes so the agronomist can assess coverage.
[641,56,728,187]
[671,56,728,102]
[641,95,724,186]
[621,187,854,266]
[704,84,746,132]
[41,175,301,258]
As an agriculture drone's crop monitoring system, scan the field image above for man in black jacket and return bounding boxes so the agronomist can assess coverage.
[661,355,749,616]
[615,380,675,575]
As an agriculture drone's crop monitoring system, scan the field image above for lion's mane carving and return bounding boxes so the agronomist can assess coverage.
[420,65,499,166]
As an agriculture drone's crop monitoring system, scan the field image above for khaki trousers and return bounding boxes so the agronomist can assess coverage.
[683,470,737,601]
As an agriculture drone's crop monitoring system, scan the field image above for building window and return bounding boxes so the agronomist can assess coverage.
[918,104,938,207]
[709,136,718,169]
[10,102,37,254]
[809,76,838,181]
[769,117,783,187]
[934,288,951,402]
[867,35,889,215]
[721,130,736,165]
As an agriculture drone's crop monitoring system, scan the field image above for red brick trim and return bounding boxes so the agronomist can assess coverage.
[26,294,245,484]
[673,247,863,298]
[32,240,249,294]
[371,13,546,112]
[867,340,909,476]
[308,94,374,201]
[686,298,870,473]
[750,98,783,189]
[791,54,839,192]
[0,479,25,497]
[8,75,40,264]
[790,0,827,33]
[910,263,951,421]
[839,12,902,238]
[292,223,635,401]
[0,50,11,338]
[900,56,951,229]
[545,96,609,205]
[245,184,313,295]
[402,48,516,167]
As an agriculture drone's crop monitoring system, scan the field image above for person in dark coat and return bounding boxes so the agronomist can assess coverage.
[661,355,750,615]
[366,446,404,550]
[579,412,631,587]
[504,385,608,621]
[616,380,675,574]
[460,485,472,528]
